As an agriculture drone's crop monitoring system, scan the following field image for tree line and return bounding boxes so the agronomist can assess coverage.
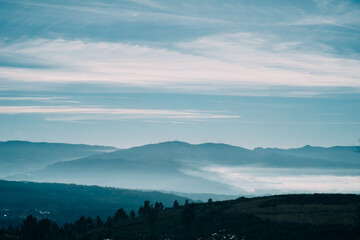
[0,199,200,240]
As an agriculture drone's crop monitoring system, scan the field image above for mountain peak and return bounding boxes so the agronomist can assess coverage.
[159,141,190,145]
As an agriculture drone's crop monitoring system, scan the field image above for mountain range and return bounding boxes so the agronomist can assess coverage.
[0,141,117,177]
[3,141,359,195]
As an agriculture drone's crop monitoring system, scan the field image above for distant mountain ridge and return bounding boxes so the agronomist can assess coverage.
[45,141,358,169]
[6,141,359,195]
[253,145,360,164]
[0,140,117,177]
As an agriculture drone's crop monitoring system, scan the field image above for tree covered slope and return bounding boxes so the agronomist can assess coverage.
[0,180,191,228]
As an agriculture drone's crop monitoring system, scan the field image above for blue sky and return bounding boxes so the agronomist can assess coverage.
[0,0,359,148]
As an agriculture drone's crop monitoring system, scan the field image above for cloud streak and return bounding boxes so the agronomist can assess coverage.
[1,36,359,95]
[0,106,240,121]
[292,0,360,27]
[0,96,79,103]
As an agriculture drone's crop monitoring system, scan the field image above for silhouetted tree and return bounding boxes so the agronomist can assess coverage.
[181,203,196,240]
[137,200,164,239]
[138,200,152,216]
[148,207,157,239]
[104,216,113,235]
[37,218,61,240]
[95,216,103,228]
[181,203,196,224]
[63,222,75,239]
[75,216,88,234]
[86,216,94,229]
[20,215,37,240]
[114,208,129,222]
[154,201,164,211]
[130,210,136,219]
[173,200,180,208]
[105,216,112,228]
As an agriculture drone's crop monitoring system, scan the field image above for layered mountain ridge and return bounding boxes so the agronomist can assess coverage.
[4,141,359,195]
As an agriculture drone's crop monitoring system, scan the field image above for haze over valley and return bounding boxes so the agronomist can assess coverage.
[2,140,359,195]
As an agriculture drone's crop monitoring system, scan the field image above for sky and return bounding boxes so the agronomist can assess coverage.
[0,0,359,149]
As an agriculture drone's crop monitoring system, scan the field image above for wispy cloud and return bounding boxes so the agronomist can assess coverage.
[176,33,360,85]
[239,121,360,125]
[127,0,165,9]
[1,36,359,95]
[286,0,360,28]
[1,0,226,26]
[0,105,240,121]
[0,96,79,103]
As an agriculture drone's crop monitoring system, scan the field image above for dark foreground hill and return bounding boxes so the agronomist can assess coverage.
[0,141,117,177]
[0,180,191,228]
[85,194,360,240]
[1,193,359,240]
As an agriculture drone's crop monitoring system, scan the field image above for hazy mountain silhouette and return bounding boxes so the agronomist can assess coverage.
[254,145,360,164]
[13,156,238,194]
[0,141,117,177]
[8,141,359,195]
[41,141,359,168]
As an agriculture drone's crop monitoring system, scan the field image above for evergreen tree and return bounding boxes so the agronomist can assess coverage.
[154,202,164,211]
[37,218,60,240]
[181,203,196,239]
[75,216,88,234]
[114,208,129,222]
[95,216,103,228]
[138,200,152,216]
[86,216,94,229]
[20,215,38,240]
[130,210,136,219]
[173,199,180,208]
[105,216,112,229]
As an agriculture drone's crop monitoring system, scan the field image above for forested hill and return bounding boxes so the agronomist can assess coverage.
[0,180,191,228]
[1,193,360,240]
